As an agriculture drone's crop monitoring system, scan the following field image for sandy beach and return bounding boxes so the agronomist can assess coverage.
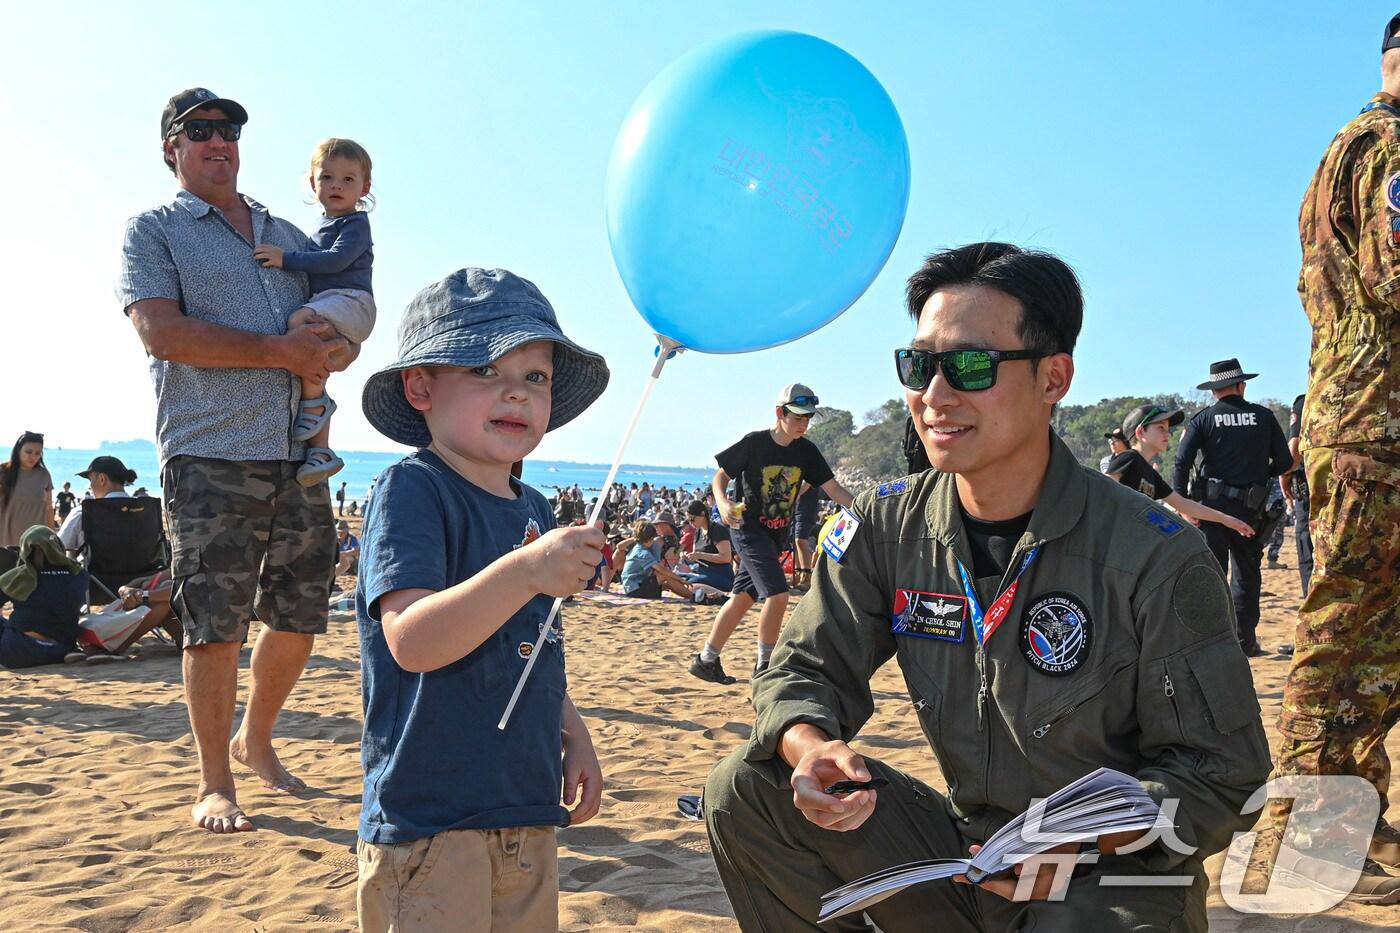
[1,527,1395,932]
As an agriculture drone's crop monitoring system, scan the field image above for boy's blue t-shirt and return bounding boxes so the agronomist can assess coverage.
[619,544,660,593]
[356,449,568,844]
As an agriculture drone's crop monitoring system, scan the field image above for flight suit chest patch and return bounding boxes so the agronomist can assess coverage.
[892,589,967,642]
[1019,591,1093,676]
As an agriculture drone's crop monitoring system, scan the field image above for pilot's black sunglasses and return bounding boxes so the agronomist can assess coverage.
[894,347,1044,392]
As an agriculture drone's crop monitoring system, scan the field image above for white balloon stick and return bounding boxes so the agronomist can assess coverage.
[498,336,685,730]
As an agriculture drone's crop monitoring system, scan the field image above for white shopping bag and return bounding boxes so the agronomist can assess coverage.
[77,600,149,652]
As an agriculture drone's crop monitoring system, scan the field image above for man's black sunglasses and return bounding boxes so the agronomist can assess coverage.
[169,119,242,142]
[894,347,1045,392]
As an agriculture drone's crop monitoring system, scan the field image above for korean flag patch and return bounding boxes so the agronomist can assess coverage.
[1387,171,1400,213]
[821,507,861,563]
[1019,591,1093,676]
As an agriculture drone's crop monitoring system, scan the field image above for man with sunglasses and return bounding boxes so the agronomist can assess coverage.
[703,243,1269,931]
[689,383,854,685]
[118,88,346,835]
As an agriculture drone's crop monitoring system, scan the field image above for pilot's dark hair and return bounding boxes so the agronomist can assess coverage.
[904,242,1083,357]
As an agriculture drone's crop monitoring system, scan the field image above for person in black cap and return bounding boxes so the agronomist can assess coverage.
[1107,405,1253,536]
[56,456,138,553]
[1172,359,1290,657]
[1098,427,1128,472]
[119,87,349,834]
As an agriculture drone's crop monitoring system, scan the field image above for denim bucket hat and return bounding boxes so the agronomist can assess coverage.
[362,268,610,447]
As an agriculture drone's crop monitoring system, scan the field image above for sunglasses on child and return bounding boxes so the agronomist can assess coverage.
[168,119,242,142]
[893,347,1045,392]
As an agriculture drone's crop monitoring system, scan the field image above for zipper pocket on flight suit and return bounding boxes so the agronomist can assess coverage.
[1028,660,1134,740]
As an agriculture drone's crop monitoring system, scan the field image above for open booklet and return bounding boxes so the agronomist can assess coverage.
[819,768,1162,922]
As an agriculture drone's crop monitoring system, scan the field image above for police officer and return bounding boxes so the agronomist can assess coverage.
[1264,12,1400,899]
[703,243,1270,932]
[1171,359,1290,657]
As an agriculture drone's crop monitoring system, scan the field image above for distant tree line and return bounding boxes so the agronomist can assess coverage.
[808,393,1292,484]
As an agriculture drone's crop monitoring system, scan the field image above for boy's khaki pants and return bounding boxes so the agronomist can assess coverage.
[357,826,558,932]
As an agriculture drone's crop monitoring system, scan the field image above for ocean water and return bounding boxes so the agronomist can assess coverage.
[39,445,715,504]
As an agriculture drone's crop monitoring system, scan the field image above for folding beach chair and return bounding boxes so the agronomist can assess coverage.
[80,496,167,605]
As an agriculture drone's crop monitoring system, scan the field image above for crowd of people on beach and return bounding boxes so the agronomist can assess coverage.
[5,28,1400,928]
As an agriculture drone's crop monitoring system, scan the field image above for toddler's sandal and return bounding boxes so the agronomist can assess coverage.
[298,448,345,487]
[292,395,338,441]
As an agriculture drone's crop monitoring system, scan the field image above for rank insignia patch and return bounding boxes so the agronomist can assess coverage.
[1141,508,1184,537]
[877,478,909,498]
[821,507,861,563]
[1019,591,1093,676]
[1388,171,1400,213]
[892,589,966,642]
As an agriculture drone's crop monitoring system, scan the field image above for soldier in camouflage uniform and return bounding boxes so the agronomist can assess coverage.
[1268,13,1400,901]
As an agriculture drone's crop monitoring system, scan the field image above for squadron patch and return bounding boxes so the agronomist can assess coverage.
[892,589,966,642]
[820,507,861,563]
[1141,508,1184,537]
[1019,591,1093,676]
[877,478,909,498]
[1387,171,1400,213]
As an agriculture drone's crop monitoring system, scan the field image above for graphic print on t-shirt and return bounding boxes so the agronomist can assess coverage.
[760,465,803,523]
[515,518,542,549]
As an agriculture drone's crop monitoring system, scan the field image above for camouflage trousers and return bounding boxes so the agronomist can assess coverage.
[162,456,337,647]
[1274,444,1400,809]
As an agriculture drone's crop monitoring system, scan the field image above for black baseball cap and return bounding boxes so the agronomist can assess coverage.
[1122,404,1184,438]
[78,455,136,484]
[160,87,248,139]
[1103,427,1127,443]
[1384,14,1400,53]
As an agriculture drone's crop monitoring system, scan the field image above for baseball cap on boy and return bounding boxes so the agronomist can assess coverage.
[160,87,248,138]
[776,383,819,415]
[361,268,610,447]
[1121,404,1184,438]
[1103,428,1127,443]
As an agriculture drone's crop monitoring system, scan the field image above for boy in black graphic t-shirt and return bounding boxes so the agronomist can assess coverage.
[689,383,854,685]
[1107,404,1254,536]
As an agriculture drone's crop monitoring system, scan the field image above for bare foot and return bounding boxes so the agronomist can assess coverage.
[192,790,254,833]
[230,736,308,794]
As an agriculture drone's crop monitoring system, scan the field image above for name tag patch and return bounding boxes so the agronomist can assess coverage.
[1019,591,1093,676]
[892,589,967,642]
[821,507,861,563]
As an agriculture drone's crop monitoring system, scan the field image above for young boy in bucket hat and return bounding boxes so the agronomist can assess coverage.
[354,268,610,932]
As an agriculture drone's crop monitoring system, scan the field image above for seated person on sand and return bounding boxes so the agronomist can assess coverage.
[56,455,139,554]
[0,526,88,668]
[336,520,360,576]
[619,522,694,599]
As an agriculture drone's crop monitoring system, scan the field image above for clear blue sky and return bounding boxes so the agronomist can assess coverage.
[2,2,1389,468]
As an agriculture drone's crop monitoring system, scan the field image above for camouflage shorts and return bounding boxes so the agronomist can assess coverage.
[162,456,336,646]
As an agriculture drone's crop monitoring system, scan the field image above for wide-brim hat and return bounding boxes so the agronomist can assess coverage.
[1196,358,1258,391]
[362,268,610,448]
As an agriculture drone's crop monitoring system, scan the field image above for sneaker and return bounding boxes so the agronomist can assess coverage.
[689,654,736,685]
[1278,643,1295,657]
[1241,643,1267,658]
[753,659,770,677]
[1267,559,1286,570]
[1370,821,1400,870]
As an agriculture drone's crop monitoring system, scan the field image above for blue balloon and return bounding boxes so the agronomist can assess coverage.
[606,31,911,354]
